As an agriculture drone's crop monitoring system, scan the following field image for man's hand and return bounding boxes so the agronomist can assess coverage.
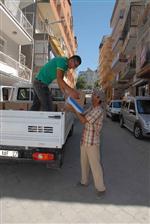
[65,103,75,112]
[69,89,80,99]
[57,69,80,99]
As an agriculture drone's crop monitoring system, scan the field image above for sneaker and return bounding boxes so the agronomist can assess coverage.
[96,190,106,197]
[76,182,88,187]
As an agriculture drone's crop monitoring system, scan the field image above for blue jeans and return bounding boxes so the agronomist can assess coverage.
[30,79,53,111]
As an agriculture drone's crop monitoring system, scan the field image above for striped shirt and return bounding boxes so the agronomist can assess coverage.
[80,105,103,146]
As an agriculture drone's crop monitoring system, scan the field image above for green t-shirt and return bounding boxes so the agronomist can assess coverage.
[36,56,68,85]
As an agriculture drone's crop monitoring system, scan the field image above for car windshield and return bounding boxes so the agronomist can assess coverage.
[113,102,121,108]
[137,100,150,114]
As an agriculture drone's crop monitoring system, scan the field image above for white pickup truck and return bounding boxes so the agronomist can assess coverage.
[0,84,74,168]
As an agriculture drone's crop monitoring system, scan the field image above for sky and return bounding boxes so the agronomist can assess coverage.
[72,0,115,73]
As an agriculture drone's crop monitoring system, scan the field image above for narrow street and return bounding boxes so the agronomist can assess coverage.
[0,113,149,223]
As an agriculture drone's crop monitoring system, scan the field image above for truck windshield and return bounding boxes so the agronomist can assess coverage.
[137,100,150,114]
[113,102,121,108]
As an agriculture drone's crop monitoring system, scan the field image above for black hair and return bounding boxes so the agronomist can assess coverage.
[69,55,82,65]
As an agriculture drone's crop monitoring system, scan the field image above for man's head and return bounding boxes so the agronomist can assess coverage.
[92,88,105,106]
[68,55,82,69]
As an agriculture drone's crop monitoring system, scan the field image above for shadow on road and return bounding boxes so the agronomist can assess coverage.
[0,118,149,207]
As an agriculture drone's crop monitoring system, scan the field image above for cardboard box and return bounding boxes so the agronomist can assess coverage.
[4,102,28,110]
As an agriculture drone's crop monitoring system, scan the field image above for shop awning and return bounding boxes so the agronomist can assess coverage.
[49,36,65,56]
[136,63,150,79]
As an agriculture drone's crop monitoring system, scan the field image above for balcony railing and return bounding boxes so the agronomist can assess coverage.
[137,14,150,41]
[1,0,33,38]
[112,52,128,70]
[120,62,136,80]
[112,34,123,52]
[111,9,125,37]
[122,3,144,43]
[0,51,32,82]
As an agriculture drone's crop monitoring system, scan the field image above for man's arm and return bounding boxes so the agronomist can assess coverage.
[57,69,80,99]
[66,104,87,124]
[75,111,87,124]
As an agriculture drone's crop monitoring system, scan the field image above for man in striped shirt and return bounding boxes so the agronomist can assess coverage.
[69,88,106,196]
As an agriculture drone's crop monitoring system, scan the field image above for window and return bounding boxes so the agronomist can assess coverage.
[137,100,150,114]
[113,101,122,108]
[17,88,33,101]
[124,102,129,109]
[129,101,135,111]
[51,88,64,101]
[2,87,13,101]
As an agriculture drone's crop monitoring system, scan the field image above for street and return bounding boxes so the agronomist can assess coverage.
[0,114,149,224]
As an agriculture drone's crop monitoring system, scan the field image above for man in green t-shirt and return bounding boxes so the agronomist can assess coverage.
[30,55,81,111]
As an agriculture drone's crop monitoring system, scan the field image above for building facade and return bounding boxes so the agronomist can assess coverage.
[98,35,114,102]
[0,0,34,86]
[35,0,78,87]
[110,0,149,99]
[78,68,99,89]
[0,0,78,89]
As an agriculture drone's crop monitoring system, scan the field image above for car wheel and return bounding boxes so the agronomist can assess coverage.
[120,116,124,128]
[134,124,143,139]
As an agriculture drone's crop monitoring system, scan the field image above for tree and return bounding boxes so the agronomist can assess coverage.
[94,80,100,88]
[76,76,86,89]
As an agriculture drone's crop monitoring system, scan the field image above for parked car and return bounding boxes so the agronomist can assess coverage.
[106,100,122,121]
[120,96,150,139]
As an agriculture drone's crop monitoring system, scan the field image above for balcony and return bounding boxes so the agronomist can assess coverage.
[122,2,144,55]
[137,43,150,79]
[111,53,128,72]
[111,9,125,37]
[0,51,32,85]
[112,34,123,54]
[122,26,137,55]
[0,1,33,45]
[137,8,150,41]
[120,61,136,80]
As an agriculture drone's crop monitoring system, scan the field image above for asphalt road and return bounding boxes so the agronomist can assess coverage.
[0,115,150,223]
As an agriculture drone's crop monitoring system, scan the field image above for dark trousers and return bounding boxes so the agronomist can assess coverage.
[30,79,53,111]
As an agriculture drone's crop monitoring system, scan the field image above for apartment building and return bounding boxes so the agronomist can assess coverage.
[134,2,150,96]
[110,0,145,99]
[35,0,78,87]
[78,68,98,89]
[0,0,34,86]
[0,0,77,90]
[98,35,114,102]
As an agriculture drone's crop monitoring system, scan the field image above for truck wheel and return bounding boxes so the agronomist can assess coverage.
[68,125,74,137]
[134,124,143,139]
[111,114,115,121]
[58,151,64,168]
[120,117,124,128]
